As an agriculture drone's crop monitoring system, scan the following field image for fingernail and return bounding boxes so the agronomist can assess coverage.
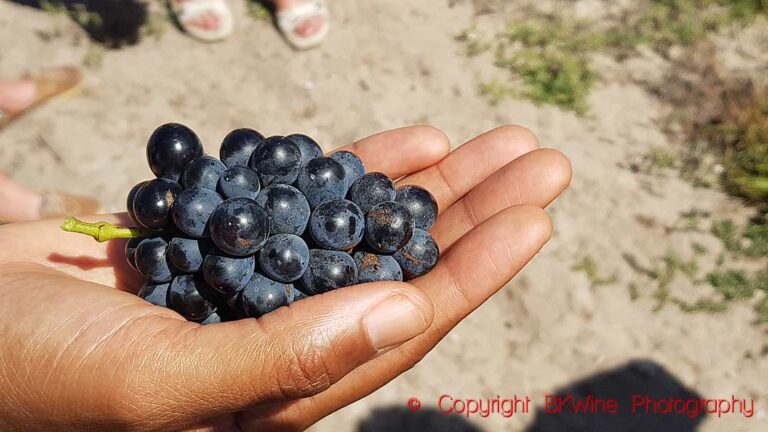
[364,295,429,350]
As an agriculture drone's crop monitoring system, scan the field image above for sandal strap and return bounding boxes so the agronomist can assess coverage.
[276,0,328,28]
[173,0,230,20]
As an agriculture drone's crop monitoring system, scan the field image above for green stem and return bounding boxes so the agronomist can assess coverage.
[60,216,156,242]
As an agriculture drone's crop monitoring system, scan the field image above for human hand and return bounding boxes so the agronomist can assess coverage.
[0,125,571,431]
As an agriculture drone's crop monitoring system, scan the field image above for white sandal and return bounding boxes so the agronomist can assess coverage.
[276,0,330,50]
[171,0,234,42]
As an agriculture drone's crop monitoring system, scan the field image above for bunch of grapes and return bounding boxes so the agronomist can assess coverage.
[123,123,439,323]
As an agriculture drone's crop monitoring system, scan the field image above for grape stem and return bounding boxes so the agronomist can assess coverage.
[60,216,156,242]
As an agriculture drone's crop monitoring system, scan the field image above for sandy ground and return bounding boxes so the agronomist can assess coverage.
[1,0,767,431]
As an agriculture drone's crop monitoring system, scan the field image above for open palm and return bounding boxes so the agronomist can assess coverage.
[0,125,571,431]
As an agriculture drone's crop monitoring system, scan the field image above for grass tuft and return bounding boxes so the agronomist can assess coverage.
[572,256,618,286]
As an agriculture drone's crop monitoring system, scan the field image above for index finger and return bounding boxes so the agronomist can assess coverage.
[331,125,450,179]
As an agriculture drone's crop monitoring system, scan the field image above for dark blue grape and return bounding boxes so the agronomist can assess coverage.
[132,178,181,229]
[249,136,302,186]
[202,252,255,296]
[167,274,217,322]
[396,185,438,230]
[239,272,291,318]
[288,133,323,166]
[354,251,403,283]
[365,201,415,254]
[330,151,365,185]
[167,237,213,273]
[200,311,222,325]
[135,236,174,283]
[217,165,261,200]
[348,172,396,213]
[258,234,309,283]
[125,237,142,270]
[171,187,223,237]
[220,128,264,168]
[289,285,307,303]
[138,282,170,307]
[209,198,270,256]
[254,184,310,235]
[126,181,149,225]
[146,123,203,181]
[295,157,347,209]
[309,199,364,250]
[394,229,439,279]
[298,249,357,295]
[182,155,227,190]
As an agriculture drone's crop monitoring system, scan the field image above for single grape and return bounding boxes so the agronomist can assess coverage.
[330,150,365,185]
[167,237,213,273]
[394,228,439,279]
[146,123,203,181]
[138,282,170,307]
[396,185,438,230]
[295,157,347,209]
[287,133,323,167]
[200,311,222,325]
[217,165,261,200]
[167,274,218,322]
[220,128,265,168]
[202,252,255,296]
[182,155,227,190]
[289,285,307,304]
[364,201,415,254]
[132,178,181,229]
[298,249,357,295]
[135,236,174,283]
[258,234,309,283]
[254,184,310,236]
[353,251,403,283]
[348,172,396,213]
[239,272,291,318]
[125,237,143,270]
[171,187,223,237]
[249,135,302,186]
[126,181,149,225]
[309,199,364,250]
[209,198,270,256]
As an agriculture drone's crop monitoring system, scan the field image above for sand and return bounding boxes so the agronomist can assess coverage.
[0,0,766,430]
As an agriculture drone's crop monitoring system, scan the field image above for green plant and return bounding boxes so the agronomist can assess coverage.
[40,0,67,14]
[673,297,728,313]
[492,19,599,114]
[712,217,768,257]
[648,251,700,310]
[572,256,618,286]
[648,146,679,169]
[247,1,272,22]
[455,26,491,57]
[707,269,754,300]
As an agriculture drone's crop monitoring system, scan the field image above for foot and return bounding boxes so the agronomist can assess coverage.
[0,80,37,116]
[171,0,234,42]
[274,0,330,49]
[274,0,326,39]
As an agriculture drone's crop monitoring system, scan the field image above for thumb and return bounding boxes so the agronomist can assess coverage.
[122,282,433,429]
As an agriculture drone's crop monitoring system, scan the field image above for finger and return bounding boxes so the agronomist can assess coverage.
[240,205,552,430]
[117,282,434,431]
[0,213,141,291]
[331,125,450,178]
[398,125,539,211]
[432,148,571,250]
